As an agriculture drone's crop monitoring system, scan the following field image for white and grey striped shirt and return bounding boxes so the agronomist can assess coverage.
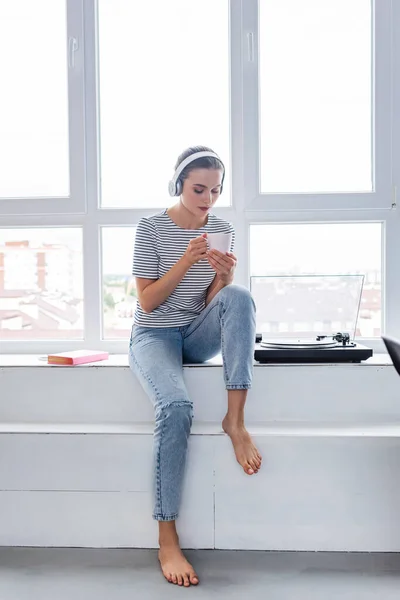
[132,209,235,327]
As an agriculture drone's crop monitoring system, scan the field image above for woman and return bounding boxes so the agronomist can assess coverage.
[129,146,262,587]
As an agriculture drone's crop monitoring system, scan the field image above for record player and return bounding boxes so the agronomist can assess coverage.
[251,275,373,364]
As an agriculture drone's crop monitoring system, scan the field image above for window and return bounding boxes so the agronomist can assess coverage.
[244,0,392,211]
[0,0,86,215]
[98,0,231,209]
[259,0,372,194]
[101,227,136,339]
[0,229,83,340]
[0,1,398,354]
[0,1,69,198]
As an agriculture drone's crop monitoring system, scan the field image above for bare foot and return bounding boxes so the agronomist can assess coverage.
[158,545,199,587]
[222,416,262,475]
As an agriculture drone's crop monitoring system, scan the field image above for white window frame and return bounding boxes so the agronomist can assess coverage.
[242,0,394,212]
[0,0,399,355]
[0,0,87,216]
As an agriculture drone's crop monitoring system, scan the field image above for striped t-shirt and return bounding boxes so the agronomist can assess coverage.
[132,209,235,327]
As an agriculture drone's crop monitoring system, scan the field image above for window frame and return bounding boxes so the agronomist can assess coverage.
[243,0,394,212]
[0,0,87,216]
[0,0,399,355]
[244,213,387,353]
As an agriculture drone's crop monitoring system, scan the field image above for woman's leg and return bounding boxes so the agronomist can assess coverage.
[183,284,262,475]
[129,326,199,586]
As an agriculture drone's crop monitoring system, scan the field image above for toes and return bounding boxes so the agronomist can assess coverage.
[183,574,190,587]
[161,568,173,583]
[172,573,178,585]
[253,450,262,467]
[177,574,184,586]
[249,458,259,472]
[190,573,199,585]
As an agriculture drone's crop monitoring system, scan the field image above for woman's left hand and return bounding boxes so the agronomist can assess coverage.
[207,250,237,285]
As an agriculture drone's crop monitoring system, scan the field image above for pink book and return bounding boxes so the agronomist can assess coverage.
[47,350,109,366]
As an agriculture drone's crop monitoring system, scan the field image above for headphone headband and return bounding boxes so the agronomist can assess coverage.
[168,151,224,197]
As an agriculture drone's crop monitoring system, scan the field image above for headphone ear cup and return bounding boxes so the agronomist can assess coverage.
[168,179,177,197]
[220,172,225,194]
[175,178,183,196]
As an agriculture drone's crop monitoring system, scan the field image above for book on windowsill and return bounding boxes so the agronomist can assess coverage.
[47,350,109,366]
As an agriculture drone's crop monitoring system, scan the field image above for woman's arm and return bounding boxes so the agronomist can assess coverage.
[205,250,237,306]
[136,255,192,314]
[205,276,227,306]
[136,235,208,313]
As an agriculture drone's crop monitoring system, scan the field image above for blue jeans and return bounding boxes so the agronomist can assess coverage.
[128,284,256,521]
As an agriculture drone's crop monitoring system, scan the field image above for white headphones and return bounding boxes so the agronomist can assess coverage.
[168,151,224,197]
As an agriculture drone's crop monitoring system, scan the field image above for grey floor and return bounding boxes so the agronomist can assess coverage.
[1,548,400,599]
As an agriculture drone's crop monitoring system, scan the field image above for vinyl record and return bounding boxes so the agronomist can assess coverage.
[260,338,339,349]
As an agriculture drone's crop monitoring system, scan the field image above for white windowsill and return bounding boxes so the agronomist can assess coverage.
[0,353,393,368]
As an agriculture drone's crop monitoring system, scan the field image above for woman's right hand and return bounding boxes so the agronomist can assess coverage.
[183,234,208,267]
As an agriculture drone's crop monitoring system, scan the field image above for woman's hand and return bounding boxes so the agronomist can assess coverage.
[207,250,237,285]
[183,234,208,267]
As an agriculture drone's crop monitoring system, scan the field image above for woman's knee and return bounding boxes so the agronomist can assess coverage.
[155,399,193,429]
[219,284,255,310]
[154,400,193,446]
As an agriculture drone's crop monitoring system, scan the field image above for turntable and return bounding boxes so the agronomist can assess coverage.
[251,275,373,364]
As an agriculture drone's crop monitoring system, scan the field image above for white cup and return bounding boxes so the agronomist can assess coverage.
[207,232,232,254]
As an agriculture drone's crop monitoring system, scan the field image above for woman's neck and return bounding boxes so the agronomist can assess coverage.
[166,203,208,230]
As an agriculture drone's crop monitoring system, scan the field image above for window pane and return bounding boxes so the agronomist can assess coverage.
[102,227,136,340]
[98,0,230,208]
[0,229,83,340]
[250,223,382,337]
[259,0,372,193]
[0,1,69,198]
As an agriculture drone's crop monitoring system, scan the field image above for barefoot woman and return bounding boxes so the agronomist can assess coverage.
[128,146,262,587]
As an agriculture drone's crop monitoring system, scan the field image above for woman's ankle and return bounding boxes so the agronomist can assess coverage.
[159,520,180,547]
[222,412,245,431]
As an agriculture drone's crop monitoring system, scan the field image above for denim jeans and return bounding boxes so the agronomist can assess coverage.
[128,284,256,521]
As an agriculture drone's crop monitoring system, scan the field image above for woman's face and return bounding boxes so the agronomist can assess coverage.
[180,168,223,219]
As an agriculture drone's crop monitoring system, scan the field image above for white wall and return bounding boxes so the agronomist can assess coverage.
[1,356,400,550]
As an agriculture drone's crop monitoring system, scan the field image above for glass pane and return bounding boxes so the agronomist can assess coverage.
[0,1,69,198]
[259,0,372,193]
[250,223,382,337]
[98,0,230,208]
[102,227,136,340]
[0,229,83,340]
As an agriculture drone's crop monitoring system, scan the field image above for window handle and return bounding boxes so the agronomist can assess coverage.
[68,36,78,69]
[247,32,254,62]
